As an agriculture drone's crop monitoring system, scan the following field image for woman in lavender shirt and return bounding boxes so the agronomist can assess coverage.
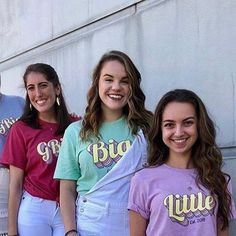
[128,89,236,236]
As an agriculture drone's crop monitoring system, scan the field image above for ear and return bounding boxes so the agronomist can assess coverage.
[55,84,61,96]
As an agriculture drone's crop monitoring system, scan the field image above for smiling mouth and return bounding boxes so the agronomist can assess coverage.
[108,94,123,100]
[171,138,188,144]
[36,99,47,105]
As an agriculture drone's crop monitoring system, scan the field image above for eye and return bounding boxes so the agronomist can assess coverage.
[121,81,129,85]
[163,123,174,129]
[184,120,194,127]
[105,78,113,82]
[39,83,48,89]
[103,76,113,82]
[120,77,129,84]
[121,80,129,84]
[26,86,34,92]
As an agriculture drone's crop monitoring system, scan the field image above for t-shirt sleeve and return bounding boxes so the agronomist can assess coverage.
[54,122,81,180]
[1,122,27,169]
[128,172,150,219]
[18,97,25,109]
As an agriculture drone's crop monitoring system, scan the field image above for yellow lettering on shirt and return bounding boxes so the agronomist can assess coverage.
[164,192,215,226]
[87,139,132,168]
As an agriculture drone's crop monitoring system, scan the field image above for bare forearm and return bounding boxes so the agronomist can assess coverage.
[8,188,22,234]
[61,193,77,230]
[60,180,77,232]
[129,210,147,236]
[8,166,23,235]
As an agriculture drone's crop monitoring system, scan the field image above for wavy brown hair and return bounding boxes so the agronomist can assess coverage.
[20,63,71,135]
[148,89,232,229]
[80,50,153,140]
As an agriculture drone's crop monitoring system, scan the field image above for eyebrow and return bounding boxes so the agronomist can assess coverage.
[26,81,48,87]
[102,74,128,79]
[103,73,113,77]
[163,116,195,123]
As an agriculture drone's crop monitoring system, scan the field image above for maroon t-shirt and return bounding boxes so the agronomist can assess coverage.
[1,118,77,201]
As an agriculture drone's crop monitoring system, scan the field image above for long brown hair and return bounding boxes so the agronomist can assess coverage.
[148,89,232,229]
[80,50,153,140]
[20,63,71,135]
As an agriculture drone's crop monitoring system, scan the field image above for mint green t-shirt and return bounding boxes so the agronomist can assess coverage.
[54,117,134,196]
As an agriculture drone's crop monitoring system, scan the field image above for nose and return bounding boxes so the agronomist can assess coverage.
[111,81,121,90]
[35,87,43,97]
[175,125,184,136]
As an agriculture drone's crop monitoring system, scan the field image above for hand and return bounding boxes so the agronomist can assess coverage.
[70,113,82,120]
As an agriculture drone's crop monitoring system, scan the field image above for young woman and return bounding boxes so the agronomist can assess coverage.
[128,89,236,236]
[1,63,79,236]
[54,50,153,236]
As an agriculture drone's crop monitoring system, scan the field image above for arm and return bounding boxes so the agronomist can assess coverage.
[60,180,78,235]
[8,165,24,235]
[129,210,147,236]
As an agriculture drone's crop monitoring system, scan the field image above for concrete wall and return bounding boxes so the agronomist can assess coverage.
[0,0,235,233]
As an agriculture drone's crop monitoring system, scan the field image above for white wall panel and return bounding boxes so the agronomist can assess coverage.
[136,0,236,147]
[0,0,53,61]
[52,0,142,37]
[0,0,143,61]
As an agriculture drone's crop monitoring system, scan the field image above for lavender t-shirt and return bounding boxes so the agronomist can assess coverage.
[128,164,236,236]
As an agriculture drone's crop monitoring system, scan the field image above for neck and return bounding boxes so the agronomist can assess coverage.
[166,153,193,169]
[102,110,123,122]
[38,112,57,123]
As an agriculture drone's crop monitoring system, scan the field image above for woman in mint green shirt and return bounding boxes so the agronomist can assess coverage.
[54,50,153,236]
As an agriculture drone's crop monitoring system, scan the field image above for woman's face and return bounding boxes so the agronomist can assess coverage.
[26,72,60,121]
[161,101,198,161]
[98,60,131,121]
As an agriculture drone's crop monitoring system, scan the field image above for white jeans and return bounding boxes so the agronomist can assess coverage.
[76,197,129,236]
[0,168,9,235]
[18,191,64,236]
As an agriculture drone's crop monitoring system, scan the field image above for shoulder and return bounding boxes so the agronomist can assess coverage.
[130,166,162,193]
[7,120,32,139]
[4,94,24,102]
[10,120,30,131]
[68,119,82,128]
[65,120,82,134]
[11,120,27,128]
[133,166,160,181]
[3,94,24,107]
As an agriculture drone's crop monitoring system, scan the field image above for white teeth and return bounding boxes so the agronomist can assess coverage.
[109,94,122,99]
[36,100,46,105]
[174,139,186,143]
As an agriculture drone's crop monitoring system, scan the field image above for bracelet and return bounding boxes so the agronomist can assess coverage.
[65,229,78,236]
